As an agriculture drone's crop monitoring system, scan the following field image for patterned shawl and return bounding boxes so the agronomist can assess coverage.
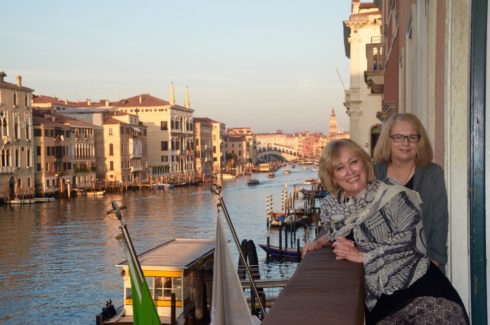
[320,180,430,311]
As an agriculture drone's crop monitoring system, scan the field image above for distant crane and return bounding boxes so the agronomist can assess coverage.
[336,68,350,116]
[335,68,347,91]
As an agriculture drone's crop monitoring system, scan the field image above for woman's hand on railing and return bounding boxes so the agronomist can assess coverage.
[302,234,330,258]
[332,236,363,263]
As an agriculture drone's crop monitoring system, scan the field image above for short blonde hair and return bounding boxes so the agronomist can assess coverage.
[318,139,376,194]
[373,113,433,166]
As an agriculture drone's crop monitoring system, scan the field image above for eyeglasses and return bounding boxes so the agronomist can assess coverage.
[390,134,420,143]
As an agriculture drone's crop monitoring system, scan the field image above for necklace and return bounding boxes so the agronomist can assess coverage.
[388,163,415,186]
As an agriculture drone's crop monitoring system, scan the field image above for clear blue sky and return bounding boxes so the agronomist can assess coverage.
[1,0,352,134]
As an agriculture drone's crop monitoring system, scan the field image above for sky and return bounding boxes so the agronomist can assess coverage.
[1,0,352,134]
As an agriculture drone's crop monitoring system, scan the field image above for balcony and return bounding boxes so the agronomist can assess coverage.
[130,166,143,173]
[262,246,364,324]
[1,135,12,143]
[0,166,15,174]
[364,41,384,94]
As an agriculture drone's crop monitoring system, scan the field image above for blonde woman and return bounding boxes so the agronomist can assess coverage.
[303,139,467,324]
[373,113,448,270]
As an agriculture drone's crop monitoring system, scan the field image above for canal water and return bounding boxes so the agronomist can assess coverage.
[0,166,317,324]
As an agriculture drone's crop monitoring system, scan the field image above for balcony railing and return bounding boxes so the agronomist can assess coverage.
[0,166,15,174]
[364,42,384,94]
[262,246,364,324]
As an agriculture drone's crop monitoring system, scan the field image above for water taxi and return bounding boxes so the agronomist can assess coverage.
[268,172,275,178]
[247,178,260,186]
[86,190,105,197]
[98,238,215,324]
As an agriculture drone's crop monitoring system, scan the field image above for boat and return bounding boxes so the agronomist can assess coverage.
[247,178,260,186]
[8,198,35,204]
[303,166,308,170]
[8,197,56,204]
[312,167,318,172]
[86,190,105,197]
[258,243,302,259]
[283,169,291,174]
[220,173,236,180]
[300,188,328,199]
[303,179,318,186]
[97,238,215,324]
[268,172,275,178]
[33,197,56,203]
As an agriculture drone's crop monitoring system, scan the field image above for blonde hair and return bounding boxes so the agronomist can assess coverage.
[373,113,433,166]
[318,139,376,194]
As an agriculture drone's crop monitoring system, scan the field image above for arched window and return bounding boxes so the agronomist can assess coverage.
[2,117,7,136]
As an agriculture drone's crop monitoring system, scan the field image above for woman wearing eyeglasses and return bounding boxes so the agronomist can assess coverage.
[373,113,448,271]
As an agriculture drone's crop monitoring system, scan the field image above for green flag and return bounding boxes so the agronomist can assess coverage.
[123,242,161,325]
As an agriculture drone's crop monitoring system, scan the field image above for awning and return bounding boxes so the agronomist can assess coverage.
[131,126,141,133]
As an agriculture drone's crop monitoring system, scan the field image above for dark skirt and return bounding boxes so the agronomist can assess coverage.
[365,262,469,324]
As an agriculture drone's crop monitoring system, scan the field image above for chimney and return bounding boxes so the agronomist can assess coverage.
[64,99,68,105]
[16,75,22,87]
[86,98,91,105]
[0,71,6,82]
[105,100,109,107]
[139,95,142,104]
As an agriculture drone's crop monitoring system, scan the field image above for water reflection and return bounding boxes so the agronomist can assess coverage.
[0,167,317,324]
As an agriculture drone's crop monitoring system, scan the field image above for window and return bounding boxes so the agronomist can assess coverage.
[109,144,114,156]
[25,122,29,139]
[14,122,18,139]
[161,141,168,151]
[1,117,7,136]
[15,149,18,167]
[160,121,168,130]
[37,163,41,172]
[213,146,216,153]
[36,146,41,156]
[27,149,30,167]
[24,95,28,107]
[13,93,17,106]
[109,161,114,171]
[136,276,182,302]
[109,128,112,135]
[34,129,41,137]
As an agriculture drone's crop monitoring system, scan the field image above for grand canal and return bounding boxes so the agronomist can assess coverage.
[0,167,317,324]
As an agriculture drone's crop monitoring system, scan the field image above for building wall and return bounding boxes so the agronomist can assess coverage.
[194,122,213,178]
[33,122,72,194]
[119,105,194,177]
[212,122,226,174]
[0,79,34,198]
[344,4,383,154]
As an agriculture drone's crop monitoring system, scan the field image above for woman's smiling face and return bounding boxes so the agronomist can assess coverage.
[332,146,368,197]
[390,120,420,164]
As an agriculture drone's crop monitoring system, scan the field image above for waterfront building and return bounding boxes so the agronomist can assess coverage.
[102,112,148,185]
[33,95,114,180]
[193,118,213,178]
[343,0,382,154]
[211,120,226,174]
[114,85,194,179]
[0,72,35,199]
[226,127,256,164]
